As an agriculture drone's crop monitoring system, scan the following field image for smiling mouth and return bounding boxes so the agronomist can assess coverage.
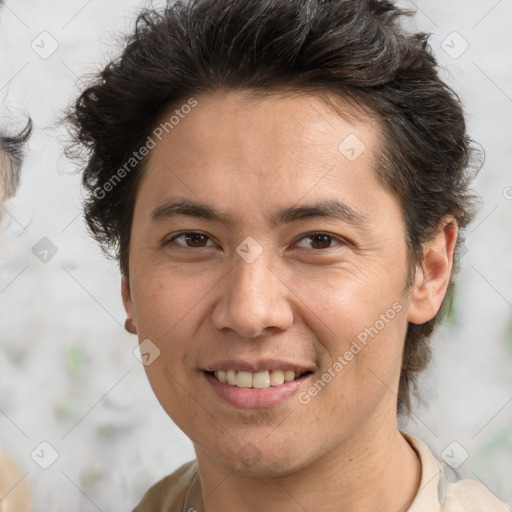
[207,369,313,389]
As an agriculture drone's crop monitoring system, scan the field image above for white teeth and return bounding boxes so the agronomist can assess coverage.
[269,370,285,386]
[252,371,271,389]
[235,371,253,388]
[212,369,306,388]
[227,370,237,385]
[284,370,296,382]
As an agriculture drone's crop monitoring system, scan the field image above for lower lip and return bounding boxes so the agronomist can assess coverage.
[203,371,311,409]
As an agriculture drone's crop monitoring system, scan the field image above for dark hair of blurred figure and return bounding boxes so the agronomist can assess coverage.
[0,120,32,201]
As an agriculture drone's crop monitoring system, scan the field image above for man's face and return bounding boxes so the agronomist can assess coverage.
[124,90,415,475]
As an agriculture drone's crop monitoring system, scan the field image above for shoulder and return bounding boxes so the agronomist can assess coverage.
[132,459,198,512]
[444,479,511,511]
[0,445,33,512]
[401,431,510,512]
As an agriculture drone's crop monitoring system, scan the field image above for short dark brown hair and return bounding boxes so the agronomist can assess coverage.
[66,0,480,415]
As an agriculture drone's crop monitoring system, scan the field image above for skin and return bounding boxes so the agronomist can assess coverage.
[122,90,458,512]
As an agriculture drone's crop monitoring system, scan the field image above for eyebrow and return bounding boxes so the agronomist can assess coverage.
[150,197,370,228]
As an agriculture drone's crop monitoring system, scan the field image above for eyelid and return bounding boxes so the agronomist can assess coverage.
[165,230,348,251]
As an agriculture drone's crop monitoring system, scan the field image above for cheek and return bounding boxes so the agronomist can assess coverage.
[132,270,202,335]
[132,275,198,426]
[295,263,403,329]
[296,269,407,387]
[130,274,204,402]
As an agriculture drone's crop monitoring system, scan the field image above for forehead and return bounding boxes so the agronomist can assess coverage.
[154,89,377,160]
[135,89,394,227]
[146,91,379,185]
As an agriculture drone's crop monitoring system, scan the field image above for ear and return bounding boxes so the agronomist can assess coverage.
[121,275,137,335]
[407,216,458,325]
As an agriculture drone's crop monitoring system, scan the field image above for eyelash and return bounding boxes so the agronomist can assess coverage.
[165,231,347,253]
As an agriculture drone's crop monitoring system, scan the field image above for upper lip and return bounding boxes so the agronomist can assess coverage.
[203,358,315,374]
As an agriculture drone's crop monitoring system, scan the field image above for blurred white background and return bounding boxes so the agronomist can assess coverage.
[0,1,511,510]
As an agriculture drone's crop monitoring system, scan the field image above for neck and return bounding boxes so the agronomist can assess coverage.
[188,417,421,512]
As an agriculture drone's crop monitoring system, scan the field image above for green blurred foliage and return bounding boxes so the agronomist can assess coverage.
[67,344,86,378]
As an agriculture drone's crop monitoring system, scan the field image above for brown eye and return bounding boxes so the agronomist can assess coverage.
[309,234,332,249]
[185,233,209,247]
[295,232,344,251]
[167,232,214,249]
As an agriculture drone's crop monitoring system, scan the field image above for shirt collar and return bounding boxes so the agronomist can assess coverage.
[401,430,448,512]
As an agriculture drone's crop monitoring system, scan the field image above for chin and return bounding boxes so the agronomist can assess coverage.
[207,437,311,478]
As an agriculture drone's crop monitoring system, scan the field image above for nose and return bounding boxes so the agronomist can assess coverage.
[211,252,294,339]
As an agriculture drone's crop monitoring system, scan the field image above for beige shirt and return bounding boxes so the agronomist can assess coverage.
[133,431,510,512]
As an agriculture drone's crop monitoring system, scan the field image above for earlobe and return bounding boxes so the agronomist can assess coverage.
[121,275,138,335]
[406,217,458,325]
